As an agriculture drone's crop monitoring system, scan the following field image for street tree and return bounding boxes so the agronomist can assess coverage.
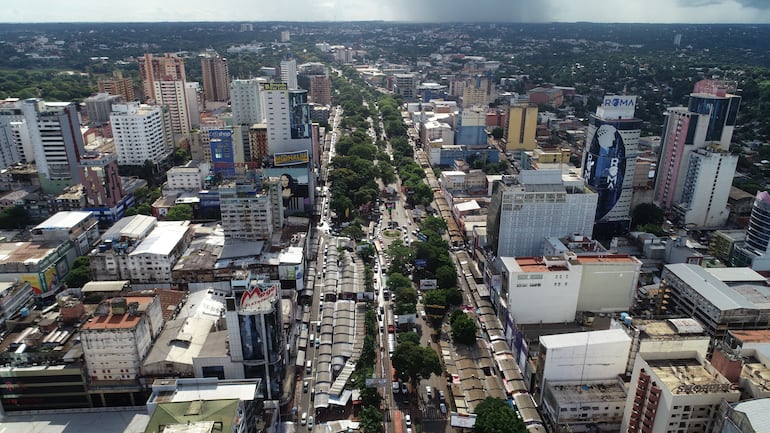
[473,397,526,433]
[391,341,442,387]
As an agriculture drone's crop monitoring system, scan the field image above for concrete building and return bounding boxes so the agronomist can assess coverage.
[84,93,121,126]
[461,75,496,108]
[309,74,331,105]
[111,102,174,166]
[166,160,210,193]
[653,80,741,227]
[219,181,278,242]
[661,264,770,341]
[145,378,275,433]
[230,78,266,125]
[184,81,202,130]
[22,99,86,194]
[0,280,34,330]
[79,152,130,224]
[97,70,135,103]
[201,52,230,102]
[732,191,770,271]
[0,98,31,165]
[263,84,312,156]
[249,123,269,168]
[152,79,191,135]
[280,58,298,90]
[81,295,163,383]
[455,106,488,147]
[31,210,100,256]
[581,96,642,236]
[393,73,417,100]
[506,104,538,152]
[497,256,582,325]
[224,272,285,399]
[712,398,770,433]
[138,53,186,103]
[621,352,739,433]
[88,215,193,283]
[537,329,631,401]
[0,239,77,299]
[541,379,627,433]
[487,170,597,257]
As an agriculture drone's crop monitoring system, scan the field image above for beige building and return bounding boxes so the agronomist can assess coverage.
[506,104,538,151]
[621,352,740,433]
[201,53,230,102]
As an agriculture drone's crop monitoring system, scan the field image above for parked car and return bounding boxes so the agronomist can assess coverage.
[405,414,412,427]
[301,412,307,425]
[439,403,447,415]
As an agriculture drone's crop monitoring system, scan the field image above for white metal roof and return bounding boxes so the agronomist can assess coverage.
[34,211,93,230]
[130,221,189,256]
[540,328,631,349]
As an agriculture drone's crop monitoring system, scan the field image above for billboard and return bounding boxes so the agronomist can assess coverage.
[596,95,637,120]
[210,129,236,177]
[264,167,312,215]
[239,281,279,314]
[420,279,438,291]
[274,150,310,167]
[583,117,641,221]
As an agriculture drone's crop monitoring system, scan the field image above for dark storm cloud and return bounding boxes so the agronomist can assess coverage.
[735,0,770,9]
[388,0,554,22]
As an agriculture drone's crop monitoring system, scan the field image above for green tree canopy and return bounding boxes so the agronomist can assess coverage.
[451,311,478,346]
[391,341,442,387]
[473,397,526,433]
[631,203,665,229]
[165,204,193,221]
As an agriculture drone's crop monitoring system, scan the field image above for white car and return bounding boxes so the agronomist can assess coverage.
[301,412,307,425]
[405,414,412,427]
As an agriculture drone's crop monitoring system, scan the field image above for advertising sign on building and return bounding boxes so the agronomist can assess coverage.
[596,95,637,120]
[239,281,279,314]
[274,150,310,167]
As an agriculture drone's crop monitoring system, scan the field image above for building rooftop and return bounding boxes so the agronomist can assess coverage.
[541,328,630,349]
[666,263,770,311]
[546,380,627,406]
[0,241,62,266]
[34,211,94,230]
[130,221,190,257]
[81,280,130,293]
[82,296,153,330]
[729,398,770,433]
[103,214,157,242]
[149,378,260,404]
[648,357,733,395]
[144,399,239,433]
[0,408,149,433]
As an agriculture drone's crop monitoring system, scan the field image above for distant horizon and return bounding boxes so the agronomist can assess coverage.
[5,0,770,25]
[4,20,770,25]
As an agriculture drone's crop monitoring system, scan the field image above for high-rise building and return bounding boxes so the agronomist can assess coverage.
[21,99,86,194]
[506,104,537,152]
[219,181,276,242]
[249,123,268,168]
[280,58,298,90]
[184,82,202,130]
[200,53,230,102]
[79,152,129,224]
[97,70,136,102]
[80,295,164,383]
[487,170,597,257]
[225,272,285,399]
[582,95,642,236]
[84,93,122,126]
[309,74,331,105]
[230,78,266,125]
[152,80,191,135]
[462,75,496,108]
[263,85,312,155]
[209,128,240,178]
[393,73,417,100]
[455,106,488,148]
[138,53,187,103]
[0,98,29,166]
[111,102,174,166]
[653,80,741,227]
[621,352,739,433]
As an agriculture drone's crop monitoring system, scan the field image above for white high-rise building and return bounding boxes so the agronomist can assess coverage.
[0,99,29,166]
[488,170,597,257]
[582,95,642,235]
[263,85,312,155]
[654,80,741,227]
[21,99,86,194]
[219,181,276,242]
[231,78,267,125]
[280,58,298,90]
[111,102,174,166]
[184,82,202,130]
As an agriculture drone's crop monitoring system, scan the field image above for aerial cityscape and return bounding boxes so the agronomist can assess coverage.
[4,8,770,433]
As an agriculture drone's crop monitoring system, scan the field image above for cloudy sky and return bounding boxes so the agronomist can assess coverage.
[4,0,770,23]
